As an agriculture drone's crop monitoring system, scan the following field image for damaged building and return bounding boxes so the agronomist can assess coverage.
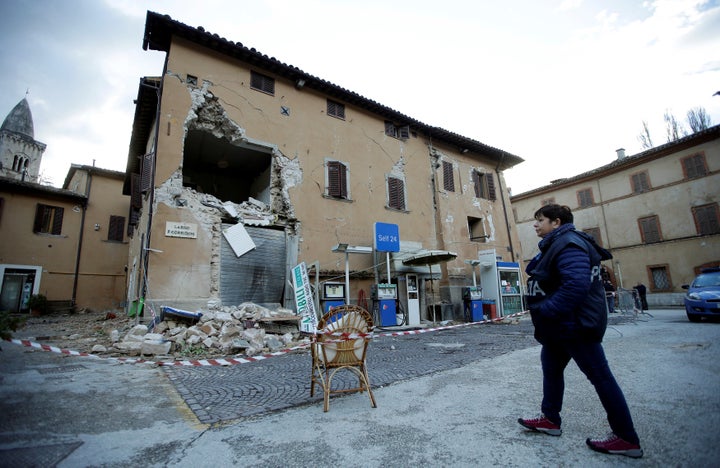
[123,11,525,323]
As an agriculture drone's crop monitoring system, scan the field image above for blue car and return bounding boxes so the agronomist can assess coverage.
[682,267,720,322]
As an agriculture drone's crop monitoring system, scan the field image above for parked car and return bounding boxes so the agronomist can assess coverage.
[682,267,720,322]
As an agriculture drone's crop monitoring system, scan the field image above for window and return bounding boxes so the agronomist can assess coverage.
[108,215,125,242]
[326,160,349,199]
[442,161,455,192]
[468,217,487,242]
[692,203,720,235]
[577,188,594,208]
[140,152,154,193]
[327,99,345,119]
[384,121,410,140]
[387,175,406,211]
[681,153,707,179]
[638,215,662,243]
[12,155,29,173]
[583,227,603,247]
[649,265,672,291]
[630,171,651,194]
[33,204,64,235]
[250,71,275,95]
[472,171,496,200]
[541,197,555,206]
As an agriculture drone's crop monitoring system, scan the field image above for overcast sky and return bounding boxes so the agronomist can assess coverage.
[1,0,718,194]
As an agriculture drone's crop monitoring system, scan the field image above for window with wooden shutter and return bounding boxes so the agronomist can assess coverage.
[326,160,348,199]
[692,203,720,235]
[384,121,410,140]
[541,198,556,206]
[130,173,142,209]
[472,170,495,200]
[33,204,64,235]
[577,188,594,208]
[327,99,345,119]
[681,153,707,179]
[442,161,455,192]
[638,215,661,243]
[250,71,275,95]
[387,176,406,211]
[108,215,125,242]
[631,171,651,193]
[140,152,154,193]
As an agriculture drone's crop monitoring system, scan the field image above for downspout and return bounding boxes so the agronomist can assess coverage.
[494,152,516,261]
[72,171,91,306]
[140,69,166,302]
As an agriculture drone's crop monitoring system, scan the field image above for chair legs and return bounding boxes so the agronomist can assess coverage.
[313,362,377,412]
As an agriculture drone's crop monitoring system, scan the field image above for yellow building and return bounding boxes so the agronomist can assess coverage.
[0,96,130,312]
[511,126,720,307]
[123,12,524,322]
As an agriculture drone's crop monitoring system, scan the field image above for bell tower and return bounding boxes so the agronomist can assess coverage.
[0,97,47,182]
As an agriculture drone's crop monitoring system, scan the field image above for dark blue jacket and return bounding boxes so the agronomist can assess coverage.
[525,224,612,344]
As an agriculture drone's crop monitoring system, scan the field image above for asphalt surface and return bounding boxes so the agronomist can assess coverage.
[1,309,719,467]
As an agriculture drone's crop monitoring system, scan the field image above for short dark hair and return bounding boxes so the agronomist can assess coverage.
[534,204,573,224]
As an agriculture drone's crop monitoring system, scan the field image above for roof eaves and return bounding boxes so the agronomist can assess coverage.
[142,11,524,169]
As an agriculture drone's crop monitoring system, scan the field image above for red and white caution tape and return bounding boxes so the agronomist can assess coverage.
[5,310,529,367]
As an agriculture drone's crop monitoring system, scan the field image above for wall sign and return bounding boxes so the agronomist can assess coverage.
[165,222,198,239]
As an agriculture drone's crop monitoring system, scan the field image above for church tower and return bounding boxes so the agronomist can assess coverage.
[0,97,47,182]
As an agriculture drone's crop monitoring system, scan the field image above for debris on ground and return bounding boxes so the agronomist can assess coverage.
[13,303,311,360]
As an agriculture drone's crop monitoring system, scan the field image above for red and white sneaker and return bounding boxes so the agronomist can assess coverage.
[586,432,643,458]
[518,414,562,436]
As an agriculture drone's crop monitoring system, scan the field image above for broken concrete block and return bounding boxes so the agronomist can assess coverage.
[265,335,283,352]
[91,345,107,353]
[127,324,148,338]
[141,340,172,356]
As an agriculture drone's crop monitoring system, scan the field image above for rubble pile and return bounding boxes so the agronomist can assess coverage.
[91,302,310,359]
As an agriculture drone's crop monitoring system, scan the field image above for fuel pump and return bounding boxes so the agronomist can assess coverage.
[322,282,345,313]
[371,283,397,326]
[463,286,483,321]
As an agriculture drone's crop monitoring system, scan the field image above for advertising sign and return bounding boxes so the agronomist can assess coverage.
[374,222,400,252]
[292,262,318,333]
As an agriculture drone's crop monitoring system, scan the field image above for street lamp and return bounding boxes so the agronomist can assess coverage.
[332,244,373,304]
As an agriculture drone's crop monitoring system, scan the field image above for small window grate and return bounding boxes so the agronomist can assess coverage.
[327,99,345,119]
[250,71,275,95]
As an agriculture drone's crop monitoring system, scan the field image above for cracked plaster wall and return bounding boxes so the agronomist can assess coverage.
[149,81,302,305]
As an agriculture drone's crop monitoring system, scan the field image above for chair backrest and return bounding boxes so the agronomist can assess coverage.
[316,305,373,364]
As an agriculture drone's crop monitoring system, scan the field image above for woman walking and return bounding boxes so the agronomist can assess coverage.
[517,204,643,458]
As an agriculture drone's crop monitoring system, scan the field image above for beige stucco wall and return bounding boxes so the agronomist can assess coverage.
[130,38,522,313]
[68,171,130,310]
[0,191,81,300]
[512,135,720,305]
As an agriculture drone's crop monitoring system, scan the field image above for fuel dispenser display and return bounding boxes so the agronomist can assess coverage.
[371,283,397,326]
[322,282,345,313]
[463,286,483,322]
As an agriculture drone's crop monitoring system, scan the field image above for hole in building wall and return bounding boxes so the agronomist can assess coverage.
[182,129,272,205]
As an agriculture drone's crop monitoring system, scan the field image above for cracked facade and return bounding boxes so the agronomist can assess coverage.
[123,12,525,320]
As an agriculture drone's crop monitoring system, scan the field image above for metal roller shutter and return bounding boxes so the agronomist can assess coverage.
[220,225,286,305]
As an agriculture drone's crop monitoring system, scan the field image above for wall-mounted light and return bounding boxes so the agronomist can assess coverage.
[461,148,469,154]
[94,223,101,231]
[295,78,305,89]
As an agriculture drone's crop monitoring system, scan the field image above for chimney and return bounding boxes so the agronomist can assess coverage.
[616,148,626,159]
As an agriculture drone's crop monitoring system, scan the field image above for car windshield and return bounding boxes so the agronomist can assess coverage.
[693,273,720,288]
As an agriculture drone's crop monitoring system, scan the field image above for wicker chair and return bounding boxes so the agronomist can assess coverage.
[310,304,377,412]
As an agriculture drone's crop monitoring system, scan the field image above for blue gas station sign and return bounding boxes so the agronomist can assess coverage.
[374,222,400,252]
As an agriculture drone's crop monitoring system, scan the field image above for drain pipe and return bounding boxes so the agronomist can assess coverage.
[494,152,516,261]
[72,171,92,306]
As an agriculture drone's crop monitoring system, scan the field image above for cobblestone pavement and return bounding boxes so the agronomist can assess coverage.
[165,315,636,424]
[164,317,544,424]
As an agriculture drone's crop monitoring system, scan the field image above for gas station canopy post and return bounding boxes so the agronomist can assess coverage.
[332,244,373,304]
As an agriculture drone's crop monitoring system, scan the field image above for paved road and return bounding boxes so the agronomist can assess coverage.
[1,309,718,467]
